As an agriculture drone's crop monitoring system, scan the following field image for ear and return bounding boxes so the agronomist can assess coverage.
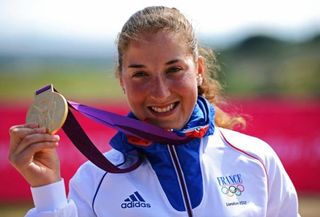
[118,73,126,94]
[197,56,205,78]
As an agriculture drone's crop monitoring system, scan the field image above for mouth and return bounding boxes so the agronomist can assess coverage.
[148,102,179,114]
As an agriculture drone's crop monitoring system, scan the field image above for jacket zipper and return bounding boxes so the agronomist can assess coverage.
[167,144,193,217]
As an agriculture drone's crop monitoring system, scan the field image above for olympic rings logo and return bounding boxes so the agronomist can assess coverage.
[221,184,245,197]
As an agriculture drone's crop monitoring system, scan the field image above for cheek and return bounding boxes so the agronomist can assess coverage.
[122,79,148,111]
[174,73,198,94]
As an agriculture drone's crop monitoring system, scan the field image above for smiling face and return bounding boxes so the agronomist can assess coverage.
[119,31,204,130]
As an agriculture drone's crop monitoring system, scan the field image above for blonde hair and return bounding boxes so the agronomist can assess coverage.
[116,6,245,129]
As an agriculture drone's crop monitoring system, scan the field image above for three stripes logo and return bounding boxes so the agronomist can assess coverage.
[121,191,151,209]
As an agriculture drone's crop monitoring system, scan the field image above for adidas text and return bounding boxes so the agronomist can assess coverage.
[121,201,151,208]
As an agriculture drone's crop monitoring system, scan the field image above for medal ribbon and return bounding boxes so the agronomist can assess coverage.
[35,85,206,173]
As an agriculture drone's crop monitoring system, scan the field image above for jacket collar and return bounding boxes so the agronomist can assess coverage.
[110,96,215,154]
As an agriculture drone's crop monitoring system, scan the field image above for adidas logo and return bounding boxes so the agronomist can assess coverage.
[121,191,151,209]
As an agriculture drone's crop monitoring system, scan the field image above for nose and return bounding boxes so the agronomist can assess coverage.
[149,76,171,100]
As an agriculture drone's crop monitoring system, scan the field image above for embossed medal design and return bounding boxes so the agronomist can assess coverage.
[26,84,68,134]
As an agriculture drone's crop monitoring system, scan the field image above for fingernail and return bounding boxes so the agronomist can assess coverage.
[53,135,60,141]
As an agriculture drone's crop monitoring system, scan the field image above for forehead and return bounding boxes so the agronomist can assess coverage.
[124,31,190,61]
[132,31,185,47]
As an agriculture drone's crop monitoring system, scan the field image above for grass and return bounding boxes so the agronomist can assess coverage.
[0,69,124,102]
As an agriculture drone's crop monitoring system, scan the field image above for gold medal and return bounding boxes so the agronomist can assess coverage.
[26,84,68,134]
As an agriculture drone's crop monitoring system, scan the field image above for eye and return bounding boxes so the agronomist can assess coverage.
[132,71,148,78]
[166,66,182,74]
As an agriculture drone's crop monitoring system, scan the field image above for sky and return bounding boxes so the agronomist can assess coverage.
[0,0,319,54]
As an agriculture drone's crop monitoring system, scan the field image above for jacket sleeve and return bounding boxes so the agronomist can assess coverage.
[25,150,121,217]
[264,144,300,217]
[25,179,78,217]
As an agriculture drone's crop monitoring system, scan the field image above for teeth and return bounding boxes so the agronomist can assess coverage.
[151,103,174,113]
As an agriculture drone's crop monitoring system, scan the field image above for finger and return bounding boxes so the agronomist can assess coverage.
[9,126,47,151]
[10,123,39,129]
[9,125,45,143]
[9,141,59,169]
[14,133,60,155]
[9,123,39,135]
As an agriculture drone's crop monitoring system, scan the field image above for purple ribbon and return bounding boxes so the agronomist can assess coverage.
[68,101,192,145]
[36,85,192,173]
[62,104,143,173]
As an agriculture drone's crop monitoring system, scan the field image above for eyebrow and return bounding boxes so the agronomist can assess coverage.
[166,59,179,65]
[128,59,180,68]
[128,64,145,68]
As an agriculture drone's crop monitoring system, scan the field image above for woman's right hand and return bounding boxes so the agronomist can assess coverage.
[8,123,61,187]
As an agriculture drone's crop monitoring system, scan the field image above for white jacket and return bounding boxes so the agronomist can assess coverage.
[26,128,300,217]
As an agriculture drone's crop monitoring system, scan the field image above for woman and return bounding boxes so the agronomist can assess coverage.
[9,6,299,217]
